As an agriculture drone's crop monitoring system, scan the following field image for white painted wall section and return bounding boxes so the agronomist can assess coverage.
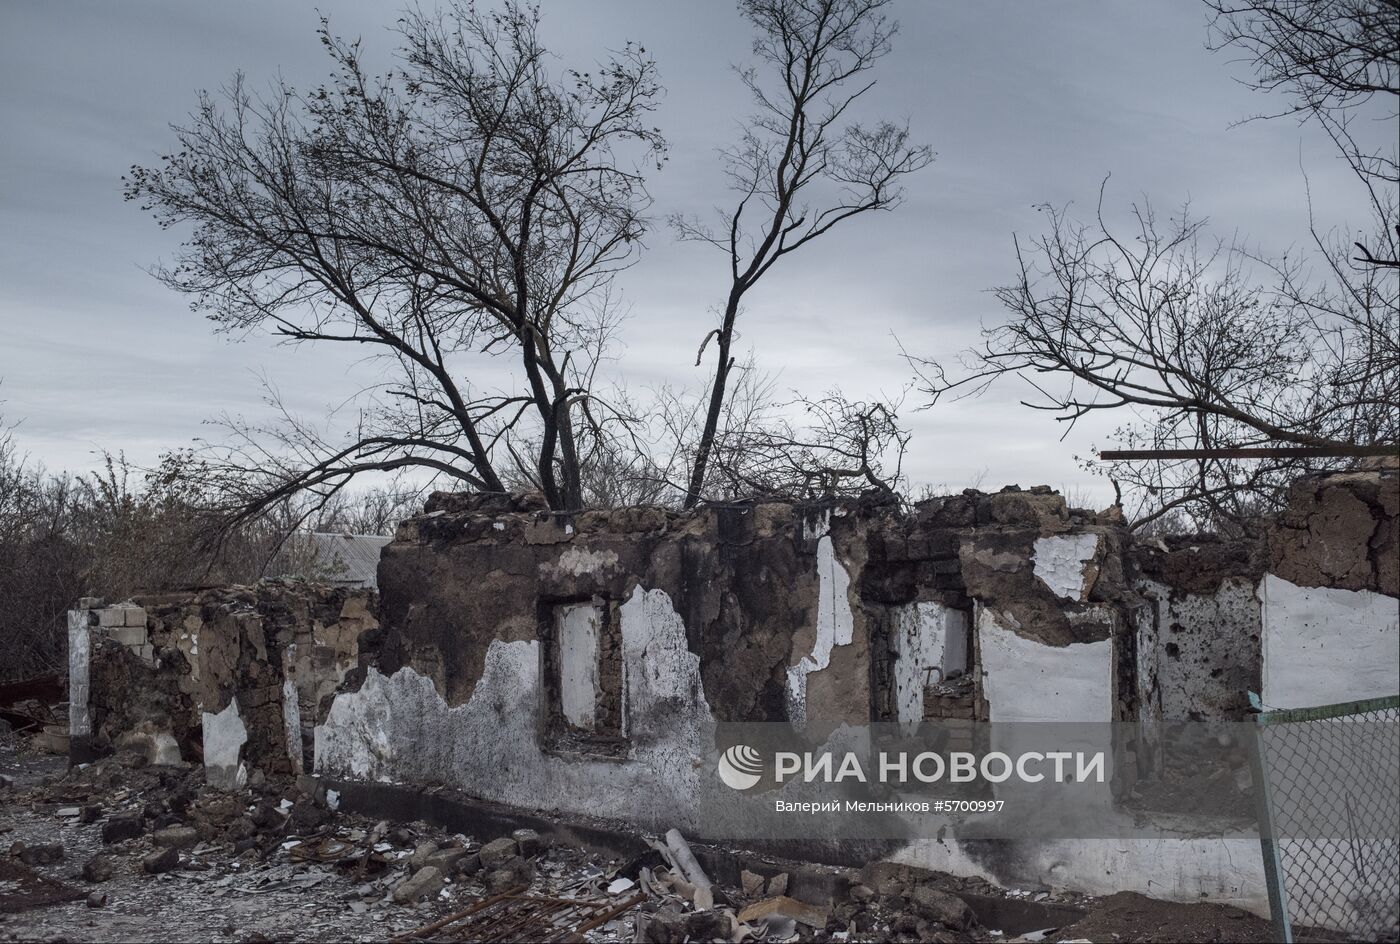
[977,606,1113,722]
[202,696,249,790]
[890,602,969,724]
[315,586,719,832]
[557,601,603,730]
[1032,533,1100,601]
[1260,573,1399,709]
[787,532,855,725]
[67,609,91,738]
[282,675,305,774]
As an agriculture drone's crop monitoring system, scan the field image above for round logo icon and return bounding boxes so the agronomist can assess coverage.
[717,744,763,790]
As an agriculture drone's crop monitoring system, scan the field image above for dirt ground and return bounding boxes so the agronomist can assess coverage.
[0,738,1311,944]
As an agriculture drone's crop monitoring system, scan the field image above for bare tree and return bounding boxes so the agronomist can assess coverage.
[125,2,666,516]
[709,389,910,500]
[674,0,932,508]
[911,192,1398,529]
[909,0,1398,529]
[1206,0,1399,271]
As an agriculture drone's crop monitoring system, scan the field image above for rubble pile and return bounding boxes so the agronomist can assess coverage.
[3,743,1000,943]
[2,739,1300,943]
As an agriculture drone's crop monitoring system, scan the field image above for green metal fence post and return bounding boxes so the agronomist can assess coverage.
[1249,691,1294,944]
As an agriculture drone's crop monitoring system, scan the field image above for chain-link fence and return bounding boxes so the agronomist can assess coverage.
[1250,693,1400,943]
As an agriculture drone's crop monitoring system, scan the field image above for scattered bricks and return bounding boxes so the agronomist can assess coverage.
[423,847,470,875]
[250,801,285,831]
[391,866,443,904]
[225,817,256,842]
[452,852,482,877]
[478,837,518,870]
[143,846,179,874]
[152,826,199,849]
[19,843,65,866]
[910,885,976,931]
[288,800,329,832]
[483,856,535,894]
[510,828,541,858]
[101,814,144,844]
[80,804,104,824]
[407,840,438,872]
[638,911,685,943]
[684,912,730,940]
[82,856,114,883]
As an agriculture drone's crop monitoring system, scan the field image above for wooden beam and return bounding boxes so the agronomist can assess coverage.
[1098,445,1398,461]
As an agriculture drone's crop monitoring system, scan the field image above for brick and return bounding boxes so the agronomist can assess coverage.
[108,626,148,648]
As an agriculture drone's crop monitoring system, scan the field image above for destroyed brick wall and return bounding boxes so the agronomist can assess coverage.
[71,581,378,786]
[312,485,1144,806]
[371,493,892,729]
[1268,470,1399,595]
[69,469,1397,914]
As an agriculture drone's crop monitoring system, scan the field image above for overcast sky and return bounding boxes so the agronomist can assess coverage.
[0,1,1367,502]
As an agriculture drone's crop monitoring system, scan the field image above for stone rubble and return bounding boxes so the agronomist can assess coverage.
[0,735,1297,943]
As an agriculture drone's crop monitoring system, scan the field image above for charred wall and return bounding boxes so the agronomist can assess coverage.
[71,582,378,783]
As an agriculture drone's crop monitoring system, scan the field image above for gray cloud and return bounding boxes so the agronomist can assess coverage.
[0,0,1366,500]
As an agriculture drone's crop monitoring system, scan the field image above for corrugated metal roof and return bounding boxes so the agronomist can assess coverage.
[300,532,392,588]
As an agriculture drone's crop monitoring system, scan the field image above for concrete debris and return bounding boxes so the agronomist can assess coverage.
[0,739,1303,942]
[390,864,443,904]
[100,812,143,844]
[482,855,535,893]
[81,855,114,883]
[151,824,198,849]
[477,835,519,870]
[510,826,541,857]
[17,842,64,866]
[142,846,179,874]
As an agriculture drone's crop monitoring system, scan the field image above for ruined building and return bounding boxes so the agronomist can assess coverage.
[68,469,1399,916]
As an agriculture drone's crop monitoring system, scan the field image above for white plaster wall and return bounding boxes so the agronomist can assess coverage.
[786,531,855,726]
[889,602,969,724]
[67,609,91,738]
[556,601,602,730]
[1135,576,1261,721]
[1032,533,1099,601]
[315,586,720,832]
[282,676,304,775]
[202,696,249,790]
[1259,574,1400,709]
[977,607,1113,722]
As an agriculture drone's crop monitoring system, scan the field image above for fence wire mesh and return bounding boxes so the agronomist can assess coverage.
[1252,694,1400,943]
